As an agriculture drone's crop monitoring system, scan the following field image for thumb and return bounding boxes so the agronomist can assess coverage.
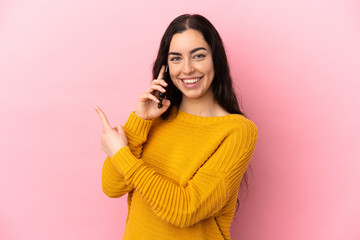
[114,124,123,132]
[160,99,171,112]
[163,99,171,107]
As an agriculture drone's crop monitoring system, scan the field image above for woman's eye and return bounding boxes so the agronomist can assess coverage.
[194,54,205,59]
[170,57,181,61]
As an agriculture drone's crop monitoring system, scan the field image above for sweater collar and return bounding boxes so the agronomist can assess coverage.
[171,106,241,124]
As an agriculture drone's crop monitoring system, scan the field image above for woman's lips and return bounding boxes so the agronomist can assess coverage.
[180,77,203,89]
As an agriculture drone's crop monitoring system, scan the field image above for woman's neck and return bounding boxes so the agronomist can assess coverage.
[179,97,228,117]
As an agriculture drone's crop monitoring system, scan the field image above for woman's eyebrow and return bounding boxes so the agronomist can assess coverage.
[168,47,207,56]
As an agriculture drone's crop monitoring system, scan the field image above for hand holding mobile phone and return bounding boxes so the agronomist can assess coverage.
[158,64,168,108]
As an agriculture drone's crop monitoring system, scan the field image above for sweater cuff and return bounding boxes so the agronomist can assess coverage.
[110,146,143,177]
[123,111,153,140]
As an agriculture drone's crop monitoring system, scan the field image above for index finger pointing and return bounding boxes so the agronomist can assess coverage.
[95,105,111,130]
[157,65,165,80]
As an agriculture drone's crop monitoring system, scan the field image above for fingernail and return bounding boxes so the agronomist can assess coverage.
[94,105,98,109]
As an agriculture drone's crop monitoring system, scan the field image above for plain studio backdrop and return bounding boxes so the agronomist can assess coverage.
[0,0,359,239]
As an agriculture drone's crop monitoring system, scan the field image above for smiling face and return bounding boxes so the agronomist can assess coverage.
[167,29,215,102]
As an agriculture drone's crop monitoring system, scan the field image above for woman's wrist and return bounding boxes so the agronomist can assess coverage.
[134,111,148,120]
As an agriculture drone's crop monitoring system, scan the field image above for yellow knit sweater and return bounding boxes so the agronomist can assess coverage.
[101,106,258,240]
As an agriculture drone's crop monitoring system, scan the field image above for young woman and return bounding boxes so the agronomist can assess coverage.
[95,14,258,240]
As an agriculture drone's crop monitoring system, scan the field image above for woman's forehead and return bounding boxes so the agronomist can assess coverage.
[169,29,210,52]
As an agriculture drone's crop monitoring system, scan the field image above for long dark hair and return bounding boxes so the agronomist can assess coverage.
[152,14,252,215]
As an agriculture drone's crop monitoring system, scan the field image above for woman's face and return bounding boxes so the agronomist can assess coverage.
[167,29,215,101]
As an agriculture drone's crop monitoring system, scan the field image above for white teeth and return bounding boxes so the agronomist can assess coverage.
[182,78,201,84]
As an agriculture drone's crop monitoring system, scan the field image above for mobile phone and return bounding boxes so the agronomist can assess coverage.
[158,64,168,108]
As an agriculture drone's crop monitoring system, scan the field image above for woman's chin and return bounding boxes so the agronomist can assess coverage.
[181,91,204,100]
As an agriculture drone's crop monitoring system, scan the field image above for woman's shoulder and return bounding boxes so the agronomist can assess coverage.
[225,116,257,142]
[215,107,257,131]
[217,110,257,141]
[215,106,256,125]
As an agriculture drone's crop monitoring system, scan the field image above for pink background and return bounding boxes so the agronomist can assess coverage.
[1,0,359,239]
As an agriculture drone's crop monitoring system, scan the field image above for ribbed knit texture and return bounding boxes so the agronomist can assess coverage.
[101,106,258,240]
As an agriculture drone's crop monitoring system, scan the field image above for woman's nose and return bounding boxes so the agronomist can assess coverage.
[182,59,195,74]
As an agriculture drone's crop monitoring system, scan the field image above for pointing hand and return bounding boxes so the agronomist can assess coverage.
[95,105,128,158]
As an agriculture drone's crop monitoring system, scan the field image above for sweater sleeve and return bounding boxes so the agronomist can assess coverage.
[109,121,258,227]
[101,111,153,198]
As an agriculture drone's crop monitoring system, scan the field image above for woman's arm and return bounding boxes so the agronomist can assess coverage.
[109,122,257,227]
[101,111,153,198]
[102,156,132,198]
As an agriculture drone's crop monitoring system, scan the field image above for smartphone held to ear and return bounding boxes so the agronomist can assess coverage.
[158,65,168,108]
